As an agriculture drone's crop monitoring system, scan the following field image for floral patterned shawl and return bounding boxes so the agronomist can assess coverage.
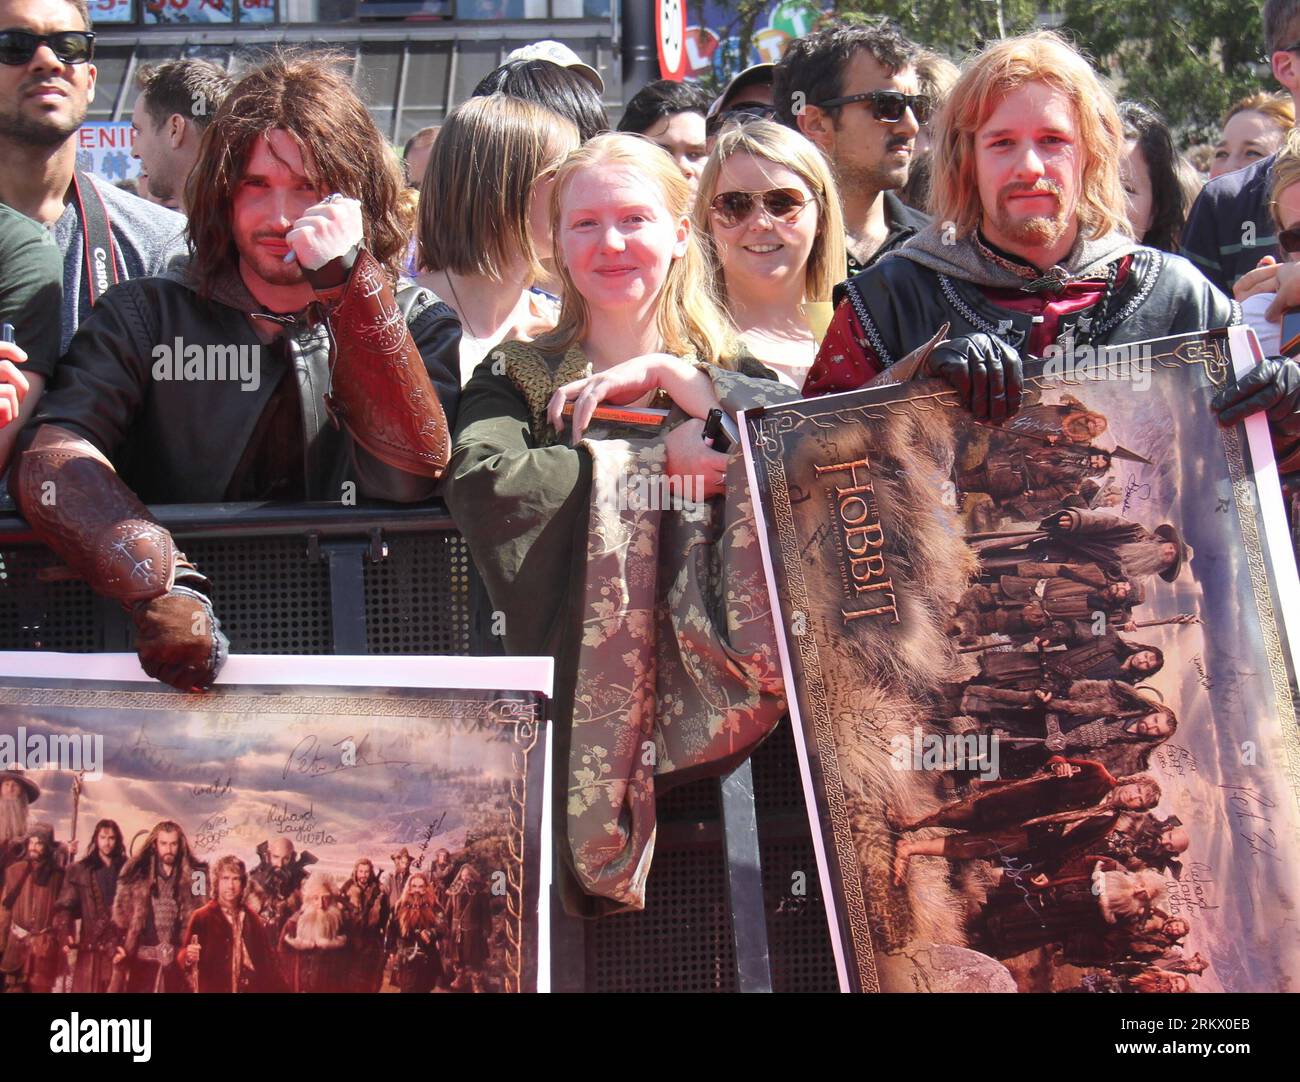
[566,366,795,909]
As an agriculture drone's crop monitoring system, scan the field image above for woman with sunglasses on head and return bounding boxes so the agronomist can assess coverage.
[695,120,845,389]
[444,133,788,915]
[415,95,579,385]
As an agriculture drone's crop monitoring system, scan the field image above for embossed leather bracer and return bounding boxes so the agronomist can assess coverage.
[14,424,185,603]
[12,424,228,691]
[315,249,452,479]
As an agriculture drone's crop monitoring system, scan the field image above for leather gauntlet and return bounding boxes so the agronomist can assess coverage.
[922,332,1024,422]
[312,248,451,479]
[12,425,228,691]
[1212,356,1300,472]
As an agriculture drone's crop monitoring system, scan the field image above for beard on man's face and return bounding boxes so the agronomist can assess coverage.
[144,168,177,207]
[0,86,89,149]
[236,233,309,289]
[0,796,28,843]
[298,902,342,942]
[988,180,1072,248]
[830,120,914,198]
[834,148,910,198]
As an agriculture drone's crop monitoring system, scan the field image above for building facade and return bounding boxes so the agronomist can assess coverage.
[85,0,620,145]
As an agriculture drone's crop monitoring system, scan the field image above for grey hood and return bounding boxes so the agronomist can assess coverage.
[888,223,1145,290]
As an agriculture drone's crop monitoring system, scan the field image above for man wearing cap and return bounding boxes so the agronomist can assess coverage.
[504,39,604,94]
[706,62,776,137]
[0,823,65,991]
[774,21,929,280]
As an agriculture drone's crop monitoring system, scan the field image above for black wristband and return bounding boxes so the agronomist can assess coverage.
[303,243,361,291]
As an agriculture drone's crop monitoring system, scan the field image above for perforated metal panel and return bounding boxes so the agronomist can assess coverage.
[588,836,739,993]
[658,767,723,823]
[0,545,100,652]
[581,726,839,994]
[188,537,333,654]
[0,514,841,993]
[752,723,839,993]
[363,532,472,655]
[760,833,838,993]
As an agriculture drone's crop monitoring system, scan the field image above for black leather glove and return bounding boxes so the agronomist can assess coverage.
[923,333,1024,421]
[1212,357,1300,467]
[131,572,229,692]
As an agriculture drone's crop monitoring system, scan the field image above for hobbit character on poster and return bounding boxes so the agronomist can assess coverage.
[742,328,1300,993]
[0,676,547,994]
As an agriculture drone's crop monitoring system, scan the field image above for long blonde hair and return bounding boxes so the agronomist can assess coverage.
[694,119,846,311]
[929,31,1129,243]
[542,133,735,367]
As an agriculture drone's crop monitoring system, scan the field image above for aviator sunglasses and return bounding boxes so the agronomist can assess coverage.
[816,89,932,124]
[0,29,95,66]
[1277,223,1300,256]
[709,187,811,228]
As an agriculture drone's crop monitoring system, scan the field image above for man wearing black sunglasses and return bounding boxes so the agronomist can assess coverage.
[775,21,930,281]
[804,32,1237,423]
[0,0,186,368]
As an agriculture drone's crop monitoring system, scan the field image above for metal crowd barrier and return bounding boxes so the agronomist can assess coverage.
[0,501,837,993]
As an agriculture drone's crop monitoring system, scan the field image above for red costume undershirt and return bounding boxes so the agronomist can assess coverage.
[802,256,1134,396]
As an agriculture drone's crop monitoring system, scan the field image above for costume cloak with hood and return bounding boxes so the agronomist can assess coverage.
[806,227,1238,395]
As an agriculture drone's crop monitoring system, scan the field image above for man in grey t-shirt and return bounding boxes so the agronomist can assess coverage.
[0,0,188,361]
[51,171,187,352]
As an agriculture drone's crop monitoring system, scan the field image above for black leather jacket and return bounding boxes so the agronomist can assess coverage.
[841,248,1240,367]
[26,268,461,503]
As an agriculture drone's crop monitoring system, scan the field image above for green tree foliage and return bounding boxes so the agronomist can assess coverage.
[1058,0,1267,144]
[701,2,1270,146]
[832,0,1041,55]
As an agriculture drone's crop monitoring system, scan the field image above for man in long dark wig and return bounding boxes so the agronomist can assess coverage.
[54,817,125,992]
[10,50,460,693]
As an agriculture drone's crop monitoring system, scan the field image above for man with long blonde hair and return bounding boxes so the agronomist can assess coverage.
[804,31,1237,418]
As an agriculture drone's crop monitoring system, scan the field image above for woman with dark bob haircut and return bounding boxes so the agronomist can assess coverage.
[1118,101,1190,253]
[471,58,609,142]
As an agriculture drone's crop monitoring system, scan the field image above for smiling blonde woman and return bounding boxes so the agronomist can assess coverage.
[444,134,789,916]
[694,120,846,388]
